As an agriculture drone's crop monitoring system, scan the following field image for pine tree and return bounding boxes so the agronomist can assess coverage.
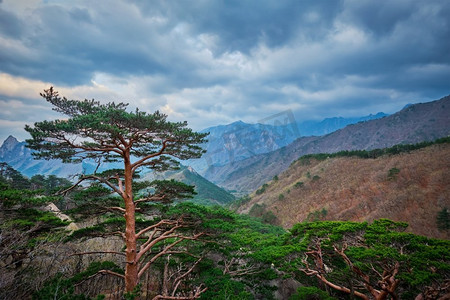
[25,87,208,294]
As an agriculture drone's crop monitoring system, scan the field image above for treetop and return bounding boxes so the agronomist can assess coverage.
[25,87,208,170]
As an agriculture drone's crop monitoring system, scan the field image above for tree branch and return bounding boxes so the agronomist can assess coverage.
[73,269,125,287]
[152,285,207,300]
[103,206,126,213]
[171,257,203,297]
[137,233,204,278]
[61,135,124,156]
[69,251,125,257]
[131,140,171,172]
[135,195,166,204]
[56,174,123,198]
[136,219,178,239]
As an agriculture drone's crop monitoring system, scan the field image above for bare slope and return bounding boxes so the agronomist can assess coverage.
[237,143,450,239]
[205,95,450,193]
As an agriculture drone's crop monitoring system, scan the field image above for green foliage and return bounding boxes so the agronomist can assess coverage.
[306,208,327,221]
[30,174,72,194]
[289,287,336,300]
[436,208,449,231]
[287,219,450,298]
[0,163,70,194]
[123,284,142,300]
[273,175,279,181]
[198,263,253,300]
[311,175,320,181]
[256,183,269,195]
[144,179,197,203]
[278,193,285,200]
[298,157,311,166]
[0,162,31,189]
[295,136,450,162]
[229,195,251,210]
[25,87,208,167]
[294,181,304,188]
[249,203,279,225]
[177,166,235,205]
[157,203,286,299]
[387,167,400,180]
[33,261,123,300]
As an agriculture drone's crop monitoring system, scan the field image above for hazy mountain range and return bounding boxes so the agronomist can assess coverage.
[188,112,388,174]
[204,95,450,194]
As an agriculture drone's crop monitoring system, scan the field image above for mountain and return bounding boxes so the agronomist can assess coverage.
[204,95,450,193]
[188,113,388,175]
[0,135,85,178]
[142,165,235,206]
[235,141,450,239]
[187,121,301,175]
[297,112,388,136]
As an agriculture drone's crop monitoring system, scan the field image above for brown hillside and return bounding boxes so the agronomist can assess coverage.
[237,143,450,239]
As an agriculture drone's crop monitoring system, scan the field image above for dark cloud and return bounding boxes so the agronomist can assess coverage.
[0,0,449,143]
[131,0,343,53]
[0,7,23,37]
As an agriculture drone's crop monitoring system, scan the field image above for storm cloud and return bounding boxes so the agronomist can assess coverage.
[0,0,449,142]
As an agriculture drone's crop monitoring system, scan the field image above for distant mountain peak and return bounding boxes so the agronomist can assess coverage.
[187,165,199,175]
[1,135,20,152]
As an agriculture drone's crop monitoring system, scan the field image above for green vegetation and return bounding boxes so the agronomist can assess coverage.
[286,219,450,299]
[229,194,251,211]
[2,164,449,299]
[0,166,72,299]
[289,287,337,300]
[255,183,269,195]
[296,136,450,162]
[306,208,328,221]
[177,166,235,205]
[437,208,450,231]
[294,181,304,188]
[33,261,123,300]
[387,167,400,180]
[249,203,279,225]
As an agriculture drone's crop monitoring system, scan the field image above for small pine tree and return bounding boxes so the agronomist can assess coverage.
[437,208,449,231]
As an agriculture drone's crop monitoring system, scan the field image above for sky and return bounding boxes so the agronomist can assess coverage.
[0,0,449,143]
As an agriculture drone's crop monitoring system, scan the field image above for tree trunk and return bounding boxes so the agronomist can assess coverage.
[124,156,138,292]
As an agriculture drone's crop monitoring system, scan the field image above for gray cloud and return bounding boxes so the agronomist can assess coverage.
[0,0,449,143]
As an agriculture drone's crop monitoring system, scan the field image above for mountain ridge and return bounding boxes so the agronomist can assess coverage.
[189,111,388,175]
[203,95,450,193]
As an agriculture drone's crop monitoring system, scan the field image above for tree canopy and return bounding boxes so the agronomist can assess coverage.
[25,87,207,169]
